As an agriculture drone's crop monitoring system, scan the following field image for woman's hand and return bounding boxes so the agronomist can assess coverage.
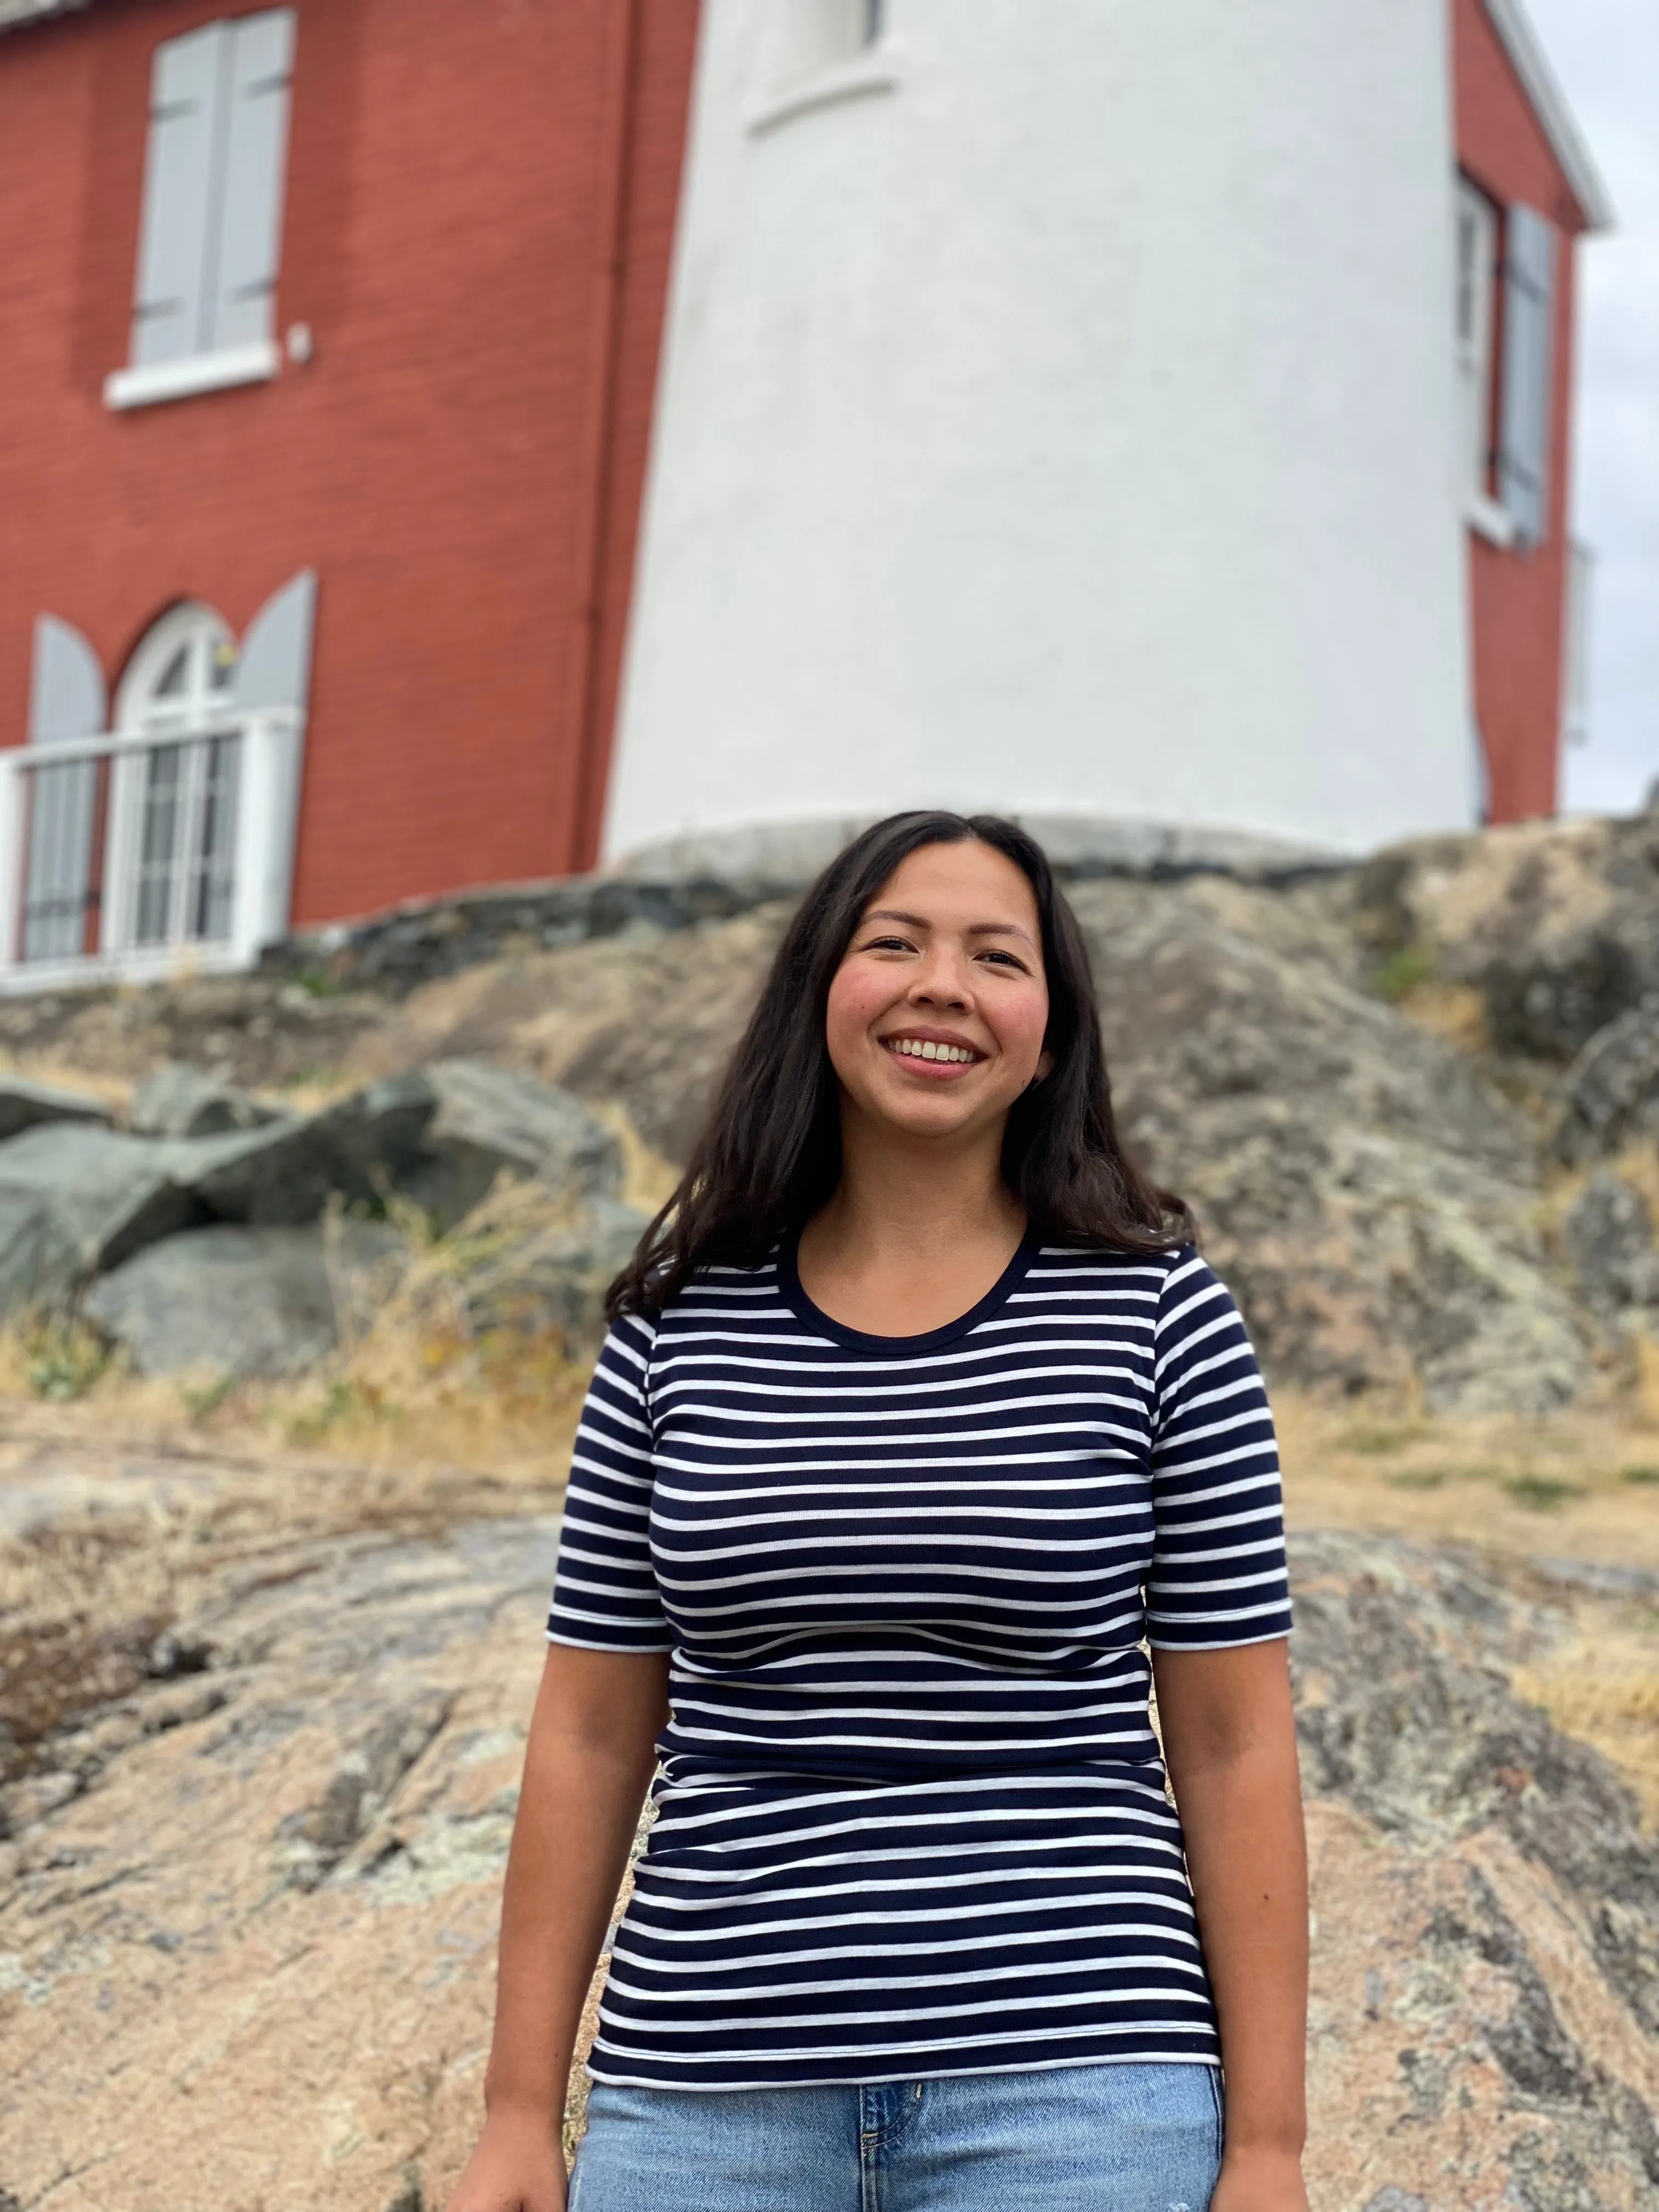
[1210,2142,1310,2212]
[444,2103,567,2212]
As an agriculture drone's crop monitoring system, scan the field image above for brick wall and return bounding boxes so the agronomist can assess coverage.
[1453,0,1589,825]
[0,0,698,926]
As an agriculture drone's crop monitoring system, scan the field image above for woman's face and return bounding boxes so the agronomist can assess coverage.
[825,839,1054,1146]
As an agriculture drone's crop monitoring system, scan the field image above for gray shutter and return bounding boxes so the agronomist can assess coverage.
[130,24,227,368]
[1497,203,1556,550]
[23,618,108,964]
[210,9,297,353]
[232,569,318,712]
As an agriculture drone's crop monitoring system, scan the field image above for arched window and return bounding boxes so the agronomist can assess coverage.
[110,602,242,950]
[116,601,238,735]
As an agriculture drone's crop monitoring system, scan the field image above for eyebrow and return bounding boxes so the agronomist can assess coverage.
[863,907,1037,948]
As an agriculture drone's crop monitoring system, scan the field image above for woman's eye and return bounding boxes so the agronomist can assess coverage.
[865,935,915,953]
[979,949,1024,969]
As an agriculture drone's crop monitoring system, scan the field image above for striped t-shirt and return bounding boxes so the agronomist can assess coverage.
[546,1237,1291,2091]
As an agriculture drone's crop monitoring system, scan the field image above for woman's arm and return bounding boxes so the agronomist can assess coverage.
[447,1643,669,2212]
[1151,1639,1308,2212]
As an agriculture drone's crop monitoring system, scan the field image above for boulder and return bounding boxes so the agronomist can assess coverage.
[180,1071,436,1224]
[457,1194,650,1350]
[129,1062,284,1139]
[1556,1001,1659,1164]
[1355,811,1659,1060]
[1069,878,1589,1411]
[0,1124,201,1314]
[399,1058,624,1231]
[83,1221,408,1380]
[1561,1170,1659,1319]
[0,1074,110,1143]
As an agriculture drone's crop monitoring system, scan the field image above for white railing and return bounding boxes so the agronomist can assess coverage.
[0,711,304,992]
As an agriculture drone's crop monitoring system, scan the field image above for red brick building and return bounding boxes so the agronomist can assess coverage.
[1452,0,1609,825]
[0,0,1610,990]
[0,0,699,979]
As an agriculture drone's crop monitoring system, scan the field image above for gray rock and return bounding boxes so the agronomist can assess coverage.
[0,1075,110,1143]
[399,1059,623,1230]
[1561,1171,1659,1318]
[1070,879,1588,1411]
[457,1193,649,1351]
[1356,812,1659,1060]
[129,1062,284,1139]
[180,1073,436,1225]
[83,1221,408,1380]
[1556,1002,1659,1164]
[0,1124,201,1314]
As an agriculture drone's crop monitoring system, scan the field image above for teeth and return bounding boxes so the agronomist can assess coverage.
[890,1039,974,1063]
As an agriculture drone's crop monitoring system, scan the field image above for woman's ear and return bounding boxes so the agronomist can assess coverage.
[1029,1050,1055,1089]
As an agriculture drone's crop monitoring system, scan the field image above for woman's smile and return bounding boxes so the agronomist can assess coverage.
[880,1026,986,1073]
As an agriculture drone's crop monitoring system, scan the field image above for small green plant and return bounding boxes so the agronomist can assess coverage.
[180,1373,238,1423]
[1372,944,1436,1003]
[1386,1468,1447,1491]
[1340,1421,1427,1454]
[1502,1474,1584,1511]
[26,1324,109,1402]
[1618,1464,1659,1487]
[290,966,347,1000]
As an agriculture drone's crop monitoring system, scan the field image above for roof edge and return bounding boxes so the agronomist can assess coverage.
[1480,0,1616,232]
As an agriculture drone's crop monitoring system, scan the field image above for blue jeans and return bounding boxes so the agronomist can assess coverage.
[569,2062,1224,2211]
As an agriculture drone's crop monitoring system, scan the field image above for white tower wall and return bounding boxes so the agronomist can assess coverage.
[604,0,1477,862]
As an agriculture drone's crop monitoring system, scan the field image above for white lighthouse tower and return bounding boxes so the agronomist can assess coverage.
[604,0,1480,862]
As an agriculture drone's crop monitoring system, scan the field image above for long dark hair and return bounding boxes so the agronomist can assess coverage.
[608,812,1190,1317]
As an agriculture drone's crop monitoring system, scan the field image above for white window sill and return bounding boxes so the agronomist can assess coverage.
[1468,492,1519,550]
[104,341,280,413]
[747,42,904,136]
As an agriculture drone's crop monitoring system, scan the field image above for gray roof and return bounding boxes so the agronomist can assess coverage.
[0,0,91,31]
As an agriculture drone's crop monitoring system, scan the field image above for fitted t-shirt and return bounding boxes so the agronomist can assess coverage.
[545,1237,1292,2091]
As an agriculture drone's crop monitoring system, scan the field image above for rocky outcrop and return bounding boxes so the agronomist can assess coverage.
[128,1060,284,1138]
[1558,1002,1659,1164]
[1068,877,1588,1411]
[1562,1172,1659,1324]
[0,1457,1654,2212]
[82,1221,409,1380]
[1355,811,1659,1062]
[0,1075,109,1143]
[400,1058,624,1232]
[0,1124,202,1313]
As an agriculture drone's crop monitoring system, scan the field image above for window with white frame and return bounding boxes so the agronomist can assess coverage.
[105,9,297,411]
[111,604,244,949]
[1455,177,1499,505]
[761,0,890,96]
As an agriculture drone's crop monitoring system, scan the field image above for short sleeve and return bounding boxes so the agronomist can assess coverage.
[1144,1249,1292,1651]
[546,1313,674,1653]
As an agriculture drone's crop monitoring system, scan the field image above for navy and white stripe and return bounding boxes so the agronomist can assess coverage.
[547,1239,1291,2090]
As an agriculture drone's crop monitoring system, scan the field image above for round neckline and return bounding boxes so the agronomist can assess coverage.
[780,1224,1041,1355]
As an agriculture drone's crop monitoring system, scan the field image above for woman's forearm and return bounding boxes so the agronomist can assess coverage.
[1172,1734,1308,2153]
[1152,1641,1308,2164]
[483,1647,667,2119]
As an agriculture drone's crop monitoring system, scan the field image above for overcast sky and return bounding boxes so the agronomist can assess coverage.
[1525,0,1658,815]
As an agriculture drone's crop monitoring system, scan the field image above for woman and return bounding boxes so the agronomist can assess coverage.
[449,812,1308,2212]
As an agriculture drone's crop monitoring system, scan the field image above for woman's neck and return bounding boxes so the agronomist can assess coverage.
[795,1109,1028,1336]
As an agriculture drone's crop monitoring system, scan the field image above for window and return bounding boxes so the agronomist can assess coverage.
[105,10,297,412]
[111,605,243,948]
[1454,178,1498,505]
[749,0,901,133]
[1496,204,1557,551]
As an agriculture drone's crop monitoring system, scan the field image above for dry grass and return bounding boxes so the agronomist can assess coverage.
[1515,1631,1659,1830]
[1277,1386,1659,1570]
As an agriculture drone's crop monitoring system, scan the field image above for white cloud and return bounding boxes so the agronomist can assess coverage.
[1522,0,1659,814]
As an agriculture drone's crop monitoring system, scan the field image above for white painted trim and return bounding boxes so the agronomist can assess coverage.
[103,340,280,412]
[0,942,253,999]
[747,41,904,136]
[1479,0,1615,232]
[1469,492,1520,549]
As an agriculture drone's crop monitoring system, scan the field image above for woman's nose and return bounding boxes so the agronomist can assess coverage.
[911,953,972,1007]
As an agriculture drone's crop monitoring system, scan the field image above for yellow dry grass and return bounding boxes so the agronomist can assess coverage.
[1276,1386,1659,1570]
